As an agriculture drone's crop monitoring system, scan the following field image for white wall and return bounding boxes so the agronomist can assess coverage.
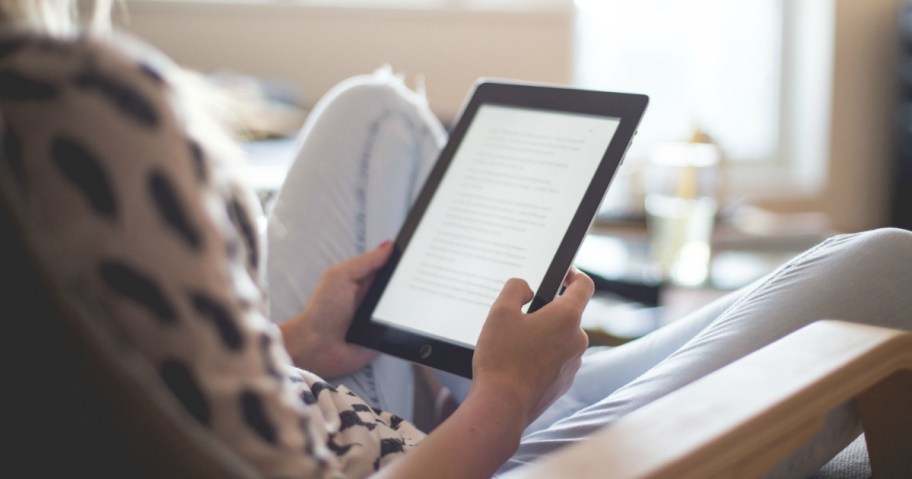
[121,1,573,124]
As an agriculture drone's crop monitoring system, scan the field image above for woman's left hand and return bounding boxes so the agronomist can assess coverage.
[279,241,393,378]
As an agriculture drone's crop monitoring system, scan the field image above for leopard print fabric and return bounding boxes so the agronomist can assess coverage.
[0,32,424,478]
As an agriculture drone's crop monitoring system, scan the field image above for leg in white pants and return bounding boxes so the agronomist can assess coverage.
[266,68,447,421]
[503,228,912,478]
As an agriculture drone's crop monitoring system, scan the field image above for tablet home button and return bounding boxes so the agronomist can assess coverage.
[419,344,433,359]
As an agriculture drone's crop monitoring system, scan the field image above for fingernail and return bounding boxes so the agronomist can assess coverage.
[378,240,393,249]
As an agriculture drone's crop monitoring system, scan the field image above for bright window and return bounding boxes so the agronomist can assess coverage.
[575,0,834,215]
[575,0,782,164]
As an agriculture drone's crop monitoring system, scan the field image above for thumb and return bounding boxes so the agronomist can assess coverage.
[342,240,394,280]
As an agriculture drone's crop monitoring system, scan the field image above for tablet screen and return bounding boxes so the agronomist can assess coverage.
[372,104,621,347]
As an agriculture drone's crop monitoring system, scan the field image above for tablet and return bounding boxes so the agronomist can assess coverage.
[347,80,648,378]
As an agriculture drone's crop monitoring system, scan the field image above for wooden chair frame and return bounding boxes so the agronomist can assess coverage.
[504,320,912,479]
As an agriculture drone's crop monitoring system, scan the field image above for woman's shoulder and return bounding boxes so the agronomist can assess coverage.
[0,30,167,85]
[0,31,177,128]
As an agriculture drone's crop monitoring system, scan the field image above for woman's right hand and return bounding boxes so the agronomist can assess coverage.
[472,269,594,427]
[375,269,594,479]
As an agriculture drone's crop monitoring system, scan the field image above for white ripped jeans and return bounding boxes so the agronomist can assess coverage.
[266,69,912,478]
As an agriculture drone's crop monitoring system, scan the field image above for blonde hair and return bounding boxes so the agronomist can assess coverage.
[0,0,114,36]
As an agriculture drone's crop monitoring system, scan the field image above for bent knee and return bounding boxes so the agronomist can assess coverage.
[851,227,912,253]
[823,228,912,280]
[307,67,445,146]
[319,68,431,120]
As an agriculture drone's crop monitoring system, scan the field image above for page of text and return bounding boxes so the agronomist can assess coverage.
[373,105,621,346]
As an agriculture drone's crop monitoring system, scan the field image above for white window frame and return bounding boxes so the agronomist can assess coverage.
[721,0,833,202]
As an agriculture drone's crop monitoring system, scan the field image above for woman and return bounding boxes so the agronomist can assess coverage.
[1,2,909,478]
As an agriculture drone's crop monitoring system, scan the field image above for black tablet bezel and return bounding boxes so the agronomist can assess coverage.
[346,80,648,378]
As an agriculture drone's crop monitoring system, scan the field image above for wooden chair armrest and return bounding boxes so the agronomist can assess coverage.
[504,320,912,479]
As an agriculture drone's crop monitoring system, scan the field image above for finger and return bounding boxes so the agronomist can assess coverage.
[562,266,580,287]
[536,272,593,322]
[342,241,394,280]
[575,328,590,355]
[492,278,534,310]
[557,270,594,309]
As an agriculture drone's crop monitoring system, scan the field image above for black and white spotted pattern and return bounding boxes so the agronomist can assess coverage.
[0,32,424,479]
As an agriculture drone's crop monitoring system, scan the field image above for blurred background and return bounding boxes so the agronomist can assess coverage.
[118,0,912,341]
